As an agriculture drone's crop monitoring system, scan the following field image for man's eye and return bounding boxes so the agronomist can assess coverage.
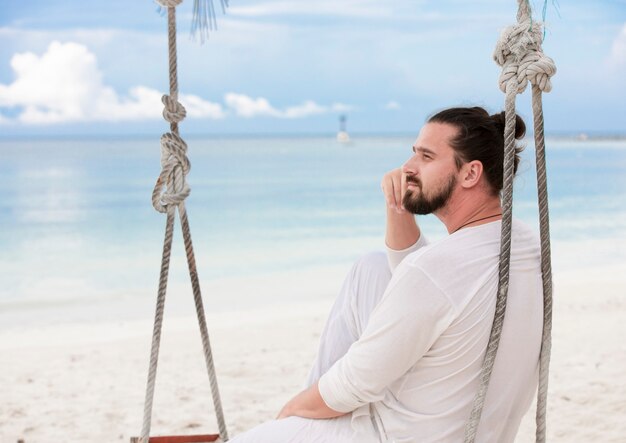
[422,154,431,160]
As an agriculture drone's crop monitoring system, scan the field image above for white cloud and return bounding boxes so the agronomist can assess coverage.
[330,103,354,113]
[179,93,226,119]
[283,100,326,118]
[384,101,401,110]
[0,41,224,124]
[223,93,280,118]
[224,93,351,119]
[0,41,352,125]
[608,23,626,67]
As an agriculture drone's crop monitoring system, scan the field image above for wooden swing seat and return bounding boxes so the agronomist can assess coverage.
[130,434,220,443]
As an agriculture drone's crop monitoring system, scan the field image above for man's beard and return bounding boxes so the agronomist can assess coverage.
[403,174,457,215]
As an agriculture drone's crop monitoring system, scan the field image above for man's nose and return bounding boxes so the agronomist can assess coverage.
[402,154,419,175]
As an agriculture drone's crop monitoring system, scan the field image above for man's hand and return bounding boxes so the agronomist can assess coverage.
[276,382,346,420]
[382,167,420,250]
[381,167,407,214]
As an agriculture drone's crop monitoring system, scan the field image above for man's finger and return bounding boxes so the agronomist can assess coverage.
[382,175,396,209]
[400,172,408,210]
[394,175,403,211]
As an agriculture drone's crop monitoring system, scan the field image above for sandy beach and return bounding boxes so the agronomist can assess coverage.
[2,261,625,443]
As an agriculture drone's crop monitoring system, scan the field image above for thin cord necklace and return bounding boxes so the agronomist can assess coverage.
[452,213,502,233]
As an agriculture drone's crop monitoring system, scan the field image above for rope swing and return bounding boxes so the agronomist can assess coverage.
[463,1,556,442]
[135,1,229,442]
[133,1,555,442]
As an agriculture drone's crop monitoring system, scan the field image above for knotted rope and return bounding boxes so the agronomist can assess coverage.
[139,2,228,442]
[463,1,555,442]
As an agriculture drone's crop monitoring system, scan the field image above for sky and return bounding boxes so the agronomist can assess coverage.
[0,0,625,136]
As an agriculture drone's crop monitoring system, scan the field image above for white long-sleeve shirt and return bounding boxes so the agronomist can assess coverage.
[319,219,543,443]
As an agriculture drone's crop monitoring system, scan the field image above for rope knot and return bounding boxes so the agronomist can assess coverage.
[152,132,191,213]
[162,94,187,124]
[498,60,526,94]
[519,52,556,92]
[493,19,555,94]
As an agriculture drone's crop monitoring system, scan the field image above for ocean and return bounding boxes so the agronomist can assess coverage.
[1,135,625,329]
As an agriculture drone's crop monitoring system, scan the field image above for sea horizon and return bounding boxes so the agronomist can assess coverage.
[1,131,626,141]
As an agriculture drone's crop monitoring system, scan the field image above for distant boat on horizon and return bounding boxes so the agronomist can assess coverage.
[337,114,350,143]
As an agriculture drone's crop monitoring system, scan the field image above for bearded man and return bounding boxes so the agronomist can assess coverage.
[230,106,542,443]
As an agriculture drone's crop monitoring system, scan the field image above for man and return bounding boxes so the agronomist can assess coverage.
[230,106,543,442]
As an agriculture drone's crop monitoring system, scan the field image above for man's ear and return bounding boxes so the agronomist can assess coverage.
[460,160,483,189]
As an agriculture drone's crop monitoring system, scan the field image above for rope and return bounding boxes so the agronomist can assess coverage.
[140,208,175,443]
[463,1,556,442]
[532,84,554,443]
[139,3,228,442]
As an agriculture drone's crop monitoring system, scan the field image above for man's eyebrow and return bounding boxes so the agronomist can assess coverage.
[412,145,437,156]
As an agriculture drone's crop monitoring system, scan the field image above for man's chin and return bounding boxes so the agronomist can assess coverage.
[403,197,430,215]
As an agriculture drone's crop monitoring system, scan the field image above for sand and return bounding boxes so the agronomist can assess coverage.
[2,264,625,443]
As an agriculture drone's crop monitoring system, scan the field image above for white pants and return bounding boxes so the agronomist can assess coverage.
[229,252,392,443]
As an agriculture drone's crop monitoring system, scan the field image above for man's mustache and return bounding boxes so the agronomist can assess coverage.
[406,175,421,187]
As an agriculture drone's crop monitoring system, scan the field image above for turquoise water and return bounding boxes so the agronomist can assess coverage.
[0,135,625,316]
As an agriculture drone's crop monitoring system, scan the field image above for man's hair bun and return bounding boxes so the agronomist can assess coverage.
[490,111,526,140]
[427,106,526,195]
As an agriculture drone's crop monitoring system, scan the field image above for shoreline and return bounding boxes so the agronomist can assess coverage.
[2,232,625,331]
